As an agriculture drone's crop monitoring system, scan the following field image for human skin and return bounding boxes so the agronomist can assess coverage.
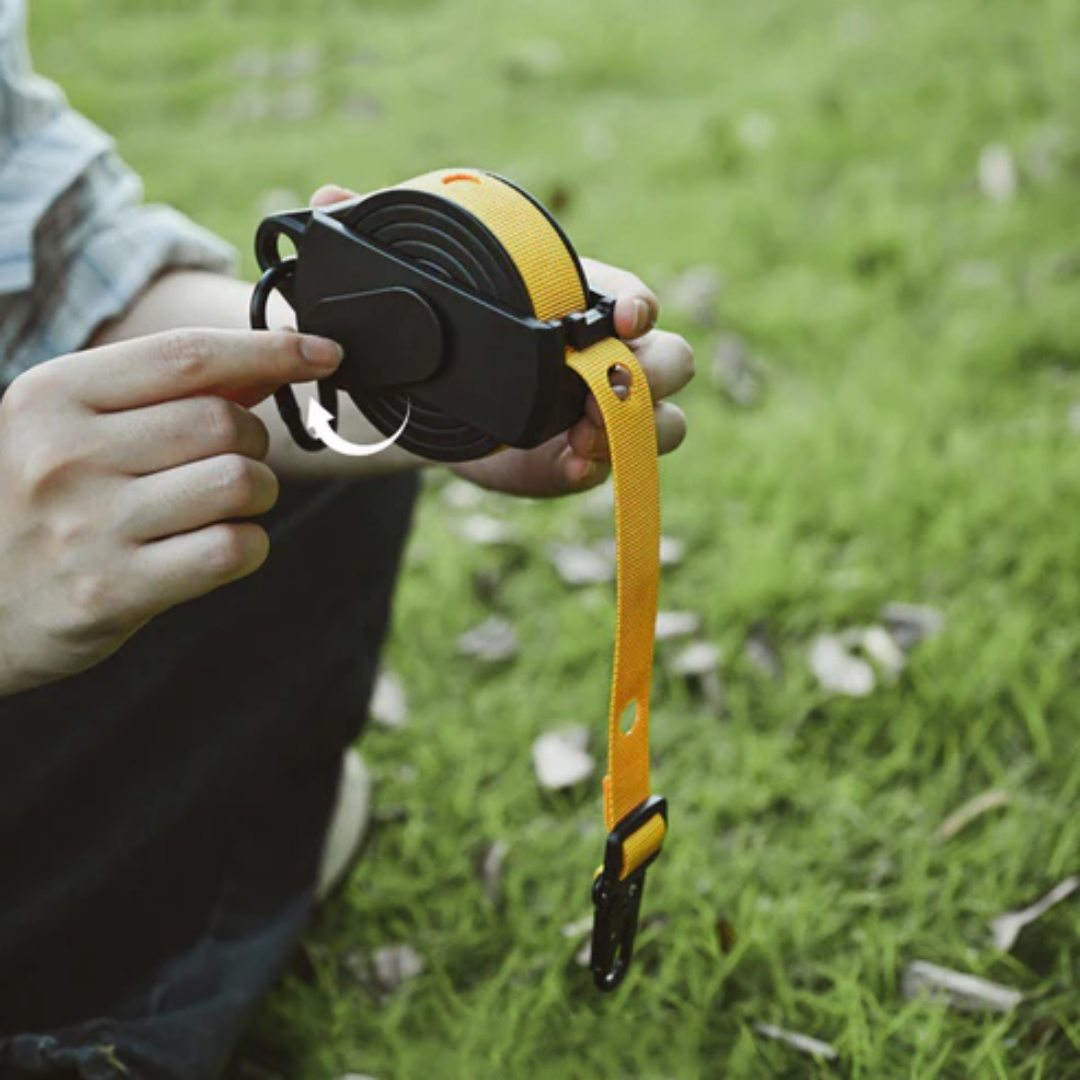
[0,185,694,696]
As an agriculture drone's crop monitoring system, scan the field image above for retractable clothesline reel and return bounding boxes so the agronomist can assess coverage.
[250,168,667,991]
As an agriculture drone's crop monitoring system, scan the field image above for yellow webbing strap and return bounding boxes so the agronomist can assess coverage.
[400,169,666,881]
[564,338,663,873]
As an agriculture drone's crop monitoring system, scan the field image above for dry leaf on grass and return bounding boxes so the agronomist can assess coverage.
[478,840,510,908]
[660,536,687,568]
[978,143,1018,203]
[369,669,408,730]
[808,634,875,697]
[548,542,614,587]
[667,640,724,709]
[441,478,485,510]
[842,625,906,680]
[532,726,594,790]
[372,944,426,993]
[881,602,946,649]
[935,789,1012,842]
[454,513,519,547]
[744,621,783,681]
[902,961,1022,1013]
[753,1023,837,1062]
[655,610,704,642]
[561,915,593,939]
[456,617,519,663]
[992,876,1080,952]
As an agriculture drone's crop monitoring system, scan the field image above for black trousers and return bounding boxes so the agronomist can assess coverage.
[0,470,419,1079]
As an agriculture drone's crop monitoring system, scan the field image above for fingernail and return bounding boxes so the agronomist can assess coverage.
[300,335,344,368]
[632,298,653,337]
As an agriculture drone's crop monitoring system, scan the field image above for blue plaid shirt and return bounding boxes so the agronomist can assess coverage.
[0,0,236,385]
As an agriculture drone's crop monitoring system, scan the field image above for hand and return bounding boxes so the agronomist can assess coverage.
[0,327,342,695]
[454,258,695,497]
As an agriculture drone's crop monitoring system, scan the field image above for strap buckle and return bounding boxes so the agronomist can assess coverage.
[561,291,616,352]
[590,794,668,992]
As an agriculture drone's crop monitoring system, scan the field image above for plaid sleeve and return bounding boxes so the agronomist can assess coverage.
[0,1,237,386]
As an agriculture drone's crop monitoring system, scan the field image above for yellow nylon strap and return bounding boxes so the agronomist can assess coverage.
[565,339,665,878]
[399,169,665,878]
[398,170,584,320]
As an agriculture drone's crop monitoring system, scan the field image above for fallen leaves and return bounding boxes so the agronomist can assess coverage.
[807,605,944,697]
[532,725,595,790]
[902,961,1022,1013]
[342,944,426,1001]
[880,602,946,649]
[978,143,1019,204]
[935,789,1012,843]
[369,669,408,730]
[808,633,875,697]
[991,876,1080,952]
[753,1023,837,1062]
[667,640,724,709]
[457,616,520,663]
[548,541,614,587]
[655,610,703,642]
[478,840,510,907]
[454,513,520,547]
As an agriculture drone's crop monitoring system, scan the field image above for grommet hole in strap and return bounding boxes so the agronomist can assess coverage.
[605,363,634,404]
[618,698,646,735]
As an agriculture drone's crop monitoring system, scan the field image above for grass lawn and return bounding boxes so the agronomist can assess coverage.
[30,0,1080,1076]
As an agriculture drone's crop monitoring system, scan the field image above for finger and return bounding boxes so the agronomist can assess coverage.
[624,330,696,400]
[129,522,271,614]
[655,401,688,456]
[556,442,612,492]
[63,328,342,412]
[310,184,361,208]
[118,454,279,542]
[569,400,688,462]
[581,258,660,338]
[95,396,271,475]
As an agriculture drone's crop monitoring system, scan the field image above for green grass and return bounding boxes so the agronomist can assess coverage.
[30,0,1080,1075]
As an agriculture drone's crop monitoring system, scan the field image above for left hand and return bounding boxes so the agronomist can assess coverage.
[310,186,695,497]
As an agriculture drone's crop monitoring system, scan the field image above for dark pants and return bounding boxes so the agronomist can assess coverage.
[0,470,419,1079]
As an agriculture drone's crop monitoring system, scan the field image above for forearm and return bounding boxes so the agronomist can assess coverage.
[89,269,430,479]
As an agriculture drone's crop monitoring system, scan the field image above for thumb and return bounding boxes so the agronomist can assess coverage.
[310,184,361,208]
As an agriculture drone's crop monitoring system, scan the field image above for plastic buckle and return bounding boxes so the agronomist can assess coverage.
[562,291,616,352]
[590,794,668,992]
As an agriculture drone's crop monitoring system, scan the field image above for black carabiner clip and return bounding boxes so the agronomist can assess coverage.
[590,794,668,992]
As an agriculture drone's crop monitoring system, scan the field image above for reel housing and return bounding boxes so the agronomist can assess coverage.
[250,171,614,462]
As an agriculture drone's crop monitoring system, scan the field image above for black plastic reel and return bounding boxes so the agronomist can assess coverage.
[251,178,608,463]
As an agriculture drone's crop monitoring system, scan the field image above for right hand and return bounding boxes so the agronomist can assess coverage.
[0,327,342,695]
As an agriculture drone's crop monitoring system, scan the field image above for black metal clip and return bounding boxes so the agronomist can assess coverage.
[590,794,668,992]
